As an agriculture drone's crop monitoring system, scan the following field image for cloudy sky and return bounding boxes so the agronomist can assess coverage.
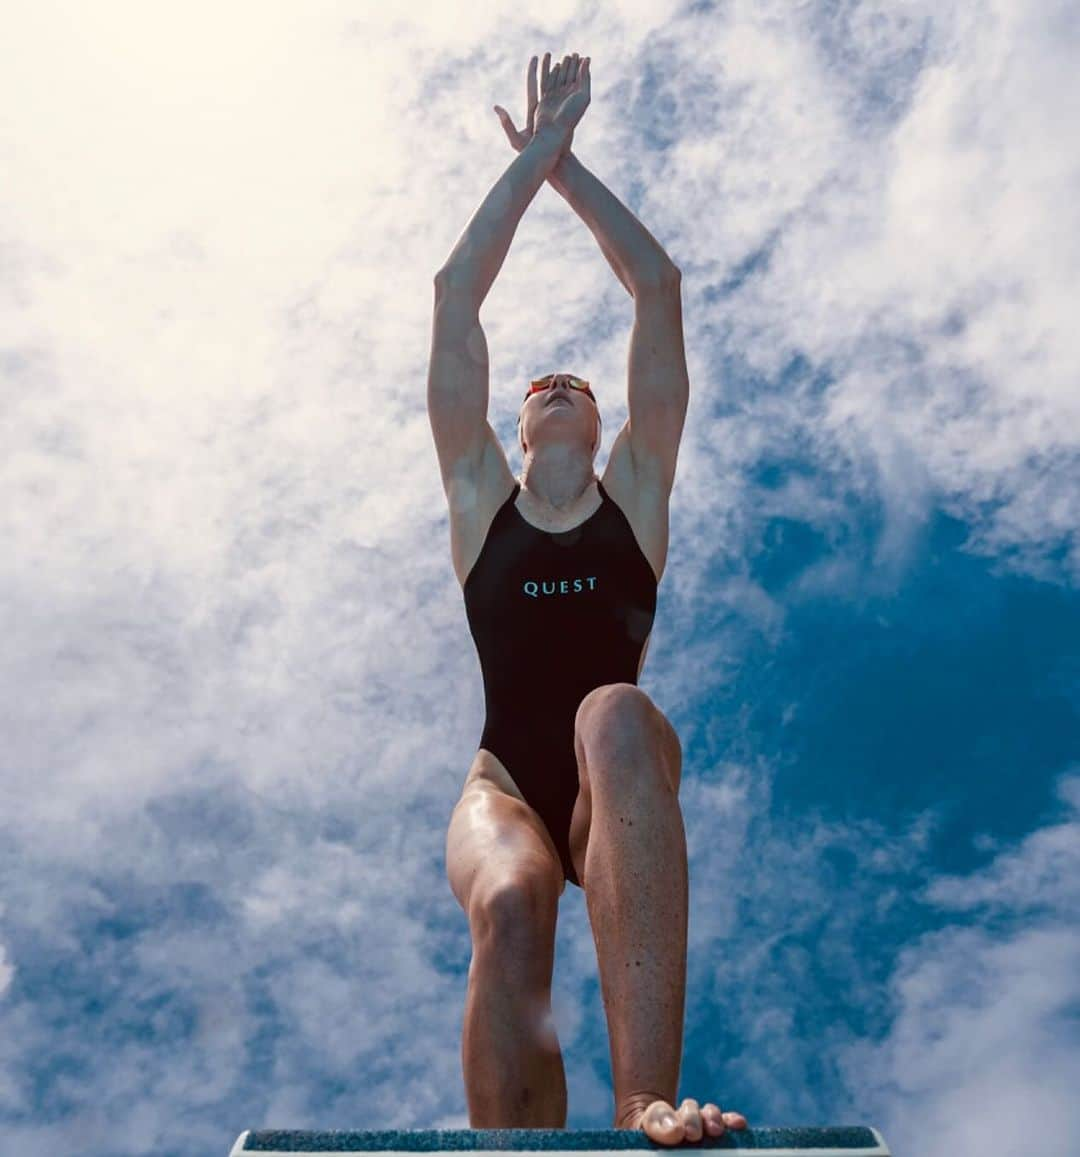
[2,1,1079,1154]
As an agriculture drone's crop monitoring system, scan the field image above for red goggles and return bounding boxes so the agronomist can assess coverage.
[524,374,596,404]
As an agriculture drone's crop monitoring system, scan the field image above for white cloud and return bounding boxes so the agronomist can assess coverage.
[0,0,1077,1151]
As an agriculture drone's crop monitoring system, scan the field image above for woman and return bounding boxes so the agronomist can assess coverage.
[427,51,748,1143]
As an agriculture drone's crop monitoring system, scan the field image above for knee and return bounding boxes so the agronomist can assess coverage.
[575,684,680,788]
[469,871,560,951]
[575,682,653,740]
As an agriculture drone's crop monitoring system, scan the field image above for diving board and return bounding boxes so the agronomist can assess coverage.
[229,1127,891,1155]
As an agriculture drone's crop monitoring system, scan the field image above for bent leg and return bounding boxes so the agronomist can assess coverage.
[446,773,568,1127]
[572,684,687,1129]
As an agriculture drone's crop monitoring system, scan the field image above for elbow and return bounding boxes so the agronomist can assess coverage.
[630,261,681,295]
[434,263,477,297]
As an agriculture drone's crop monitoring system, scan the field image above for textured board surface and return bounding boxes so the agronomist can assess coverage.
[229,1127,891,1155]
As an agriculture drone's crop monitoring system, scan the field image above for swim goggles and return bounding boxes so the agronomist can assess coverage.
[524,374,596,404]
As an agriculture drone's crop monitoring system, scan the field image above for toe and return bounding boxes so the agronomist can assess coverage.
[702,1104,725,1135]
[641,1102,684,1146]
[679,1099,703,1142]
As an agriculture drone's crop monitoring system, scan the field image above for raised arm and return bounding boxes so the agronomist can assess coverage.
[435,125,567,308]
[429,53,593,524]
[437,51,592,307]
[495,55,687,493]
[495,54,680,296]
[547,150,681,294]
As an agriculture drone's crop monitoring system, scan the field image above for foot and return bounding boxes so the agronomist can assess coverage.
[620,1098,749,1145]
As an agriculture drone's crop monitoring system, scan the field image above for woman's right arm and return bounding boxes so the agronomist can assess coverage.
[435,124,569,309]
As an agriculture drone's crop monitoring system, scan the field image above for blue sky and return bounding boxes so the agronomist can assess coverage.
[1,1,1078,1155]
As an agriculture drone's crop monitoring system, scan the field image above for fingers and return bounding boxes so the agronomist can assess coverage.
[537,51,590,96]
[527,55,537,130]
[493,106,521,150]
[559,53,589,87]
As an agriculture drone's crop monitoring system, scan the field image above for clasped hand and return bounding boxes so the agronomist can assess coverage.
[494,52,590,155]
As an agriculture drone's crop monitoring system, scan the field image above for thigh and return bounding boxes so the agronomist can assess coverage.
[446,751,568,921]
[567,686,682,888]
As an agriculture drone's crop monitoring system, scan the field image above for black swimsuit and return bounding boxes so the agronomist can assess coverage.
[463,480,658,887]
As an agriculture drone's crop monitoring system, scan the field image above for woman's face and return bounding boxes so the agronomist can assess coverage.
[519,376,600,456]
